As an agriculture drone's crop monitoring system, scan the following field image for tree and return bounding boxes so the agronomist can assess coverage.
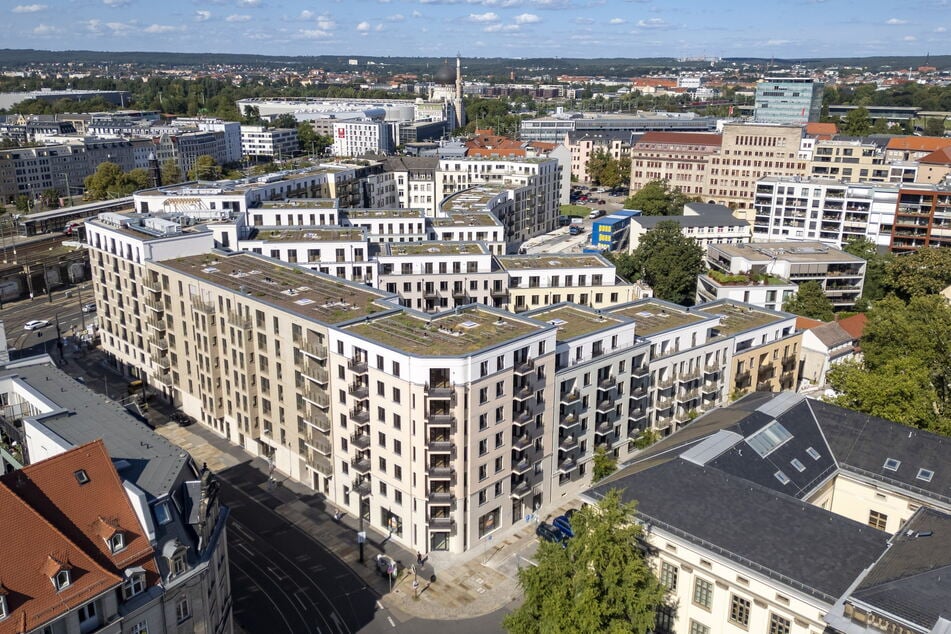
[923,117,948,137]
[586,150,629,189]
[884,247,951,300]
[273,113,298,129]
[630,221,705,305]
[622,180,691,216]
[297,122,332,156]
[241,105,263,125]
[782,281,835,321]
[503,489,666,634]
[842,237,892,304]
[188,155,222,181]
[841,107,872,136]
[83,162,125,200]
[160,159,182,186]
[39,188,61,210]
[592,446,616,481]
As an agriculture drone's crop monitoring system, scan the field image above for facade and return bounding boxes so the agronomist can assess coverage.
[799,314,865,387]
[240,125,299,160]
[499,254,637,313]
[332,120,393,157]
[627,203,751,252]
[706,124,808,220]
[586,392,951,634]
[809,137,916,183]
[890,184,951,252]
[520,113,718,144]
[696,270,798,311]
[754,77,824,125]
[629,132,721,196]
[565,131,636,184]
[706,241,866,310]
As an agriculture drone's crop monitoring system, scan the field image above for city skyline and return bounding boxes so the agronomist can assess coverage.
[6,0,950,61]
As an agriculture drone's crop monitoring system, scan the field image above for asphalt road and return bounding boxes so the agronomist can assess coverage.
[3,285,95,356]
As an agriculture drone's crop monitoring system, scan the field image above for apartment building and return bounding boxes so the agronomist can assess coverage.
[340,208,427,243]
[915,145,951,184]
[566,130,636,184]
[627,203,751,252]
[585,392,951,634]
[499,254,637,312]
[240,125,299,160]
[377,242,508,312]
[809,137,916,183]
[176,117,242,164]
[429,210,506,255]
[0,361,232,634]
[752,177,899,248]
[707,241,866,310]
[332,120,392,157]
[696,269,798,311]
[380,156,438,211]
[753,77,824,125]
[238,226,375,284]
[706,124,808,220]
[884,135,951,163]
[629,132,721,196]
[890,183,951,252]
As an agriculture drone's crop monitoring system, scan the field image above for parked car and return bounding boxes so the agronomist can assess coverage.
[588,209,604,219]
[552,515,574,539]
[536,522,567,546]
[375,554,398,578]
[81,302,96,313]
[569,225,583,236]
[171,411,194,427]
[23,319,50,331]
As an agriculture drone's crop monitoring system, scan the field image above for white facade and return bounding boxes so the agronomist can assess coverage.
[241,125,300,159]
[332,120,393,157]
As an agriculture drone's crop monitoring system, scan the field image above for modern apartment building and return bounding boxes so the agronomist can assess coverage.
[696,269,798,311]
[890,184,951,252]
[240,125,300,160]
[809,137,916,183]
[706,242,866,310]
[627,203,751,252]
[629,132,722,196]
[586,392,951,634]
[499,254,637,313]
[753,77,824,125]
[752,177,899,248]
[332,120,393,157]
[706,124,808,220]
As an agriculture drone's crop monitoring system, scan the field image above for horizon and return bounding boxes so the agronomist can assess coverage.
[5,0,950,61]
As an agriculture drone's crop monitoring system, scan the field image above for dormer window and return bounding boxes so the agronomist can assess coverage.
[95,517,125,554]
[162,540,188,578]
[42,556,72,592]
[55,569,71,591]
[0,586,8,620]
[109,532,125,553]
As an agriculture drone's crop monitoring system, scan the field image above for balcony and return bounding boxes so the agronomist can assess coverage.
[678,370,701,384]
[597,375,616,390]
[782,357,797,372]
[678,387,700,401]
[596,399,616,413]
[348,382,369,399]
[353,479,372,497]
[631,364,649,378]
[151,354,171,370]
[150,336,169,351]
[428,490,455,504]
[301,341,328,360]
[427,437,454,453]
[513,409,533,426]
[307,432,332,455]
[657,377,675,390]
[701,382,719,395]
[490,287,508,298]
[514,385,534,401]
[560,390,580,405]
[348,357,368,373]
[451,288,467,300]
[302,387,329,408]
[425,412,456,427]
[142,277,162,293]
[757,381,774,392]
[560,412,580,429]
[559,435,578,450]
[146,317,167,332]
[513,434,532,450]
[428,515,456,530]
[629,408,648,425]
[423,288,440,299]
[144,296,164,312]
[424,383,455,398]
[758,364,776,381]
[307,408,330,432]
[511,480,531,498]
[595,421,615,436]
[192,298,216,315]
[514,359,535,375]
[350,432,371,449]
[630,385,648,399]
[307,453,333,476]
[227,311,252,331]
[350,408,370,424]
[558,456,577,472]
[512,457,531,474]
[350,455,371,473]
[427,463,454,479]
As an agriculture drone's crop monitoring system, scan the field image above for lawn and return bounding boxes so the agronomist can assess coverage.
[560,204,590,218]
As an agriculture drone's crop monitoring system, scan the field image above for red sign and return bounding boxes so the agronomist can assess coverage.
[337,128,346,138]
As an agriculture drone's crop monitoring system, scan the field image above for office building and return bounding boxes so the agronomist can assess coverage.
[629,132,721,196]
[627,203,751,252]
[520,112,718,145]
[754,77,824,125]
[240,125,299,160]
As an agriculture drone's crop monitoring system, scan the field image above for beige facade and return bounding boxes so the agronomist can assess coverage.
[706,124,808,220]
[566,132,632,183]
[729,335,801,398]
[629,131,721,196]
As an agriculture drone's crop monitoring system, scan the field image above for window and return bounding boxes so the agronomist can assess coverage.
[122,572,147,599]
[869,510,888,530]
[479,439,488,456]
[883,458,901,471]
[54,569,71,590]
[689,621,710,634]
[790,459,805,472]
[131,622,149,634]
[655,604,675,634]
[729,595,751,628]
[659,562,678,590]
[78,602,96,623]
[175,596,190,623]
[806,446,821,460]
[478,465,487,481]
[495,456,503,473]
[478,489,487,504]
[774,470,790,485]
[170,551,187,577]
[394,465,402,481]
[478,508,500,537]
[109,532,125,553]
[495,431,504,448]
[74,469,90,485]
[0,594,6,620]
[693,578,713,609]
[393,440,402,456]
[917,468,934,482]
[769,613,791,634]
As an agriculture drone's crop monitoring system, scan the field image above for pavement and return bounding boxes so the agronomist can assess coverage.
[55,346,579,626]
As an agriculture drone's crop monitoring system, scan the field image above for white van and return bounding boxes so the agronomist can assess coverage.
[588,209,604,220]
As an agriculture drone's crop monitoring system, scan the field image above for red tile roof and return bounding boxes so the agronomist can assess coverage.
[836,313,867,340]
[795,316,826,330]
[919,146,951,165]
[8,440,157,577]
[634,131,722,147]
[806,122,838,138]
[0,484,120,634]
[886,136,951,152]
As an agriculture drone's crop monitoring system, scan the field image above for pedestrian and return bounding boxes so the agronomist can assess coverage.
[416,551,423,566]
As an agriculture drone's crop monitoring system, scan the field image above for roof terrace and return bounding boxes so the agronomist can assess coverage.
[497,254,610,270]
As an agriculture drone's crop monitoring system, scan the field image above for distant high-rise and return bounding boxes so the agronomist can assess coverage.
[754,77,824,125]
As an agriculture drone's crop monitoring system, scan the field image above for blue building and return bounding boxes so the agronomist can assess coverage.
[754,78,823,125]
[591,209,641,251]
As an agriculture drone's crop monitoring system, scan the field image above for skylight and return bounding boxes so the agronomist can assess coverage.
[774,471,790,485]
[806,447,821,460]
[746,420,793,458]
[883,458,901,472]
[917,468,934,483]
[790,459,806,472]
[74,469,90,485]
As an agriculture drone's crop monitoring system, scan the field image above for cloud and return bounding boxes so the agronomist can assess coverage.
[236,0,260,6]
[412,10,422,17]
[32,23,59,34]
[936,26,947,32]
[102,0,130,6]
[294,28,332,39]
[299,9,314,19]
[226,13,250,21]
[375,23,384,31]
[636,18,669,28]
[765,39,790,46]
[356,20,370,31]
[903,35,917,41]
[144,23,183,33]
[574,16,593,23]
[484,22,519,31]
[12,4,47,13]
[386,13,404,21]
[105,21,135,34]
[609,17,625,24]
[194,10,211,21]
[514,13,539,23]
[316,15,335,29]
[886,17,907,24]
[468,11,500,21]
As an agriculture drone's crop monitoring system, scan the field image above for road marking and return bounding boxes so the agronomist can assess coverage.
[293,589,308,610]
[376,601,384,611]
[387,616,396,628]
[235,543,255,557]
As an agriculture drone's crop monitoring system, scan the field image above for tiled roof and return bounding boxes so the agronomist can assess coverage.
[919,145,951,165]
[886,136,951,152]
[796,316,826,330]
[634,131,722,147]
[806,122,838,137]
[0,484,120,634]
[836,313,867,340]
[810,322,853,348]
[7,440,157,576]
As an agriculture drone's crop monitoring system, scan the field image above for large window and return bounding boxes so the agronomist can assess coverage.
[176,597,190,623]
[729,595,751,628]
[122,572,147,600]
[693,578,713,609]
[659,562,678,591]
[655,604,675,634]
[868,510,888,531]
[769,613,791,634]
[689,621,710,634]
[478,508,500,538]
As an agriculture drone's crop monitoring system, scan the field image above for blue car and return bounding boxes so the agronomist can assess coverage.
[552,515,574,539]
[535,522,567,546]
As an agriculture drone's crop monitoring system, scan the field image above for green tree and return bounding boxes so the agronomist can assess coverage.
[241,105,263,125]
[923,117,948,137]
[39,188,61,210]
[83,162,125,200]
[622,180,691,216]
[160,159,182,186]
[884,247,951,300]
[297,122,332,156]
[841,107,872,135]
[592,446,616,481]
[273,113,298,129]
[842,237,892,304]
[15,195,31,213]
[630,221,705,305]
[503,489,666,634]
[586,150,629,189]
[188,155,222,181]
[782,281,835,321]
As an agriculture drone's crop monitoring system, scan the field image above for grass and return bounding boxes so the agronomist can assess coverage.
[707,269,788,286]
[560,204,590,218]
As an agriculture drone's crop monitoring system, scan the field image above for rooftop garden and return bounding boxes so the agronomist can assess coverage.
[707,269,788,286]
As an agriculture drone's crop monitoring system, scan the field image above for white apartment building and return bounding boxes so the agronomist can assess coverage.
[585,392,951,634]
[696,269,798,311]
[499,254,637,312]
[177,117,242,164]
[332,120,392,157]
[430,211,506,256]
[753,177,898,249]
[341,208,427,243]
[707,242,866,310]
[628,203,752,253]
[240,125,300,160]
[238,226,376,285]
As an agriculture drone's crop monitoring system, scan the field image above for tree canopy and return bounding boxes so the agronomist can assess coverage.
[188,155,222,181]
[883,247,951,300]
[782,280,835,321]
[626,221,705,305]
[587,150,631,189]
[503,489,666,634]
[83,162,151,200]
[622,180,692,216]
[842,237,892,305]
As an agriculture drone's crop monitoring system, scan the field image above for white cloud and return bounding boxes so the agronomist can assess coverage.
[609,17,625,24]
[765,39,790,46]
[484,22,519,31]
[468,12,499,21]
[144,23,183,33]
[637,18,669,28]
[412,10,422,17]
[375,23,384,31]
[105,21,135,34]
[294,28,332,39]
[299,9,313,19]
[12,4,47,13]
[574,16,593,23]
[356,20,370,31]
[226,13,250,21]
[386,13,404,21]
[936,26,947,32]
[886,18,907,24]
[316,16,335,29]
[903,35,917,41]
[236,0,260,6]
[102,0,130,7]
[32,23,59,34]
[515,13,539,23]
[194,10,211,21]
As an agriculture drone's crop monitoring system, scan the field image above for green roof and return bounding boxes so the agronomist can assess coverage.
[610,301,707,336]
[529,305,626,341]
[383,242,488,257]
[497,255,610,270]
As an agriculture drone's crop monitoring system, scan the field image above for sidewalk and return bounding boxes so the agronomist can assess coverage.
[150,418,574,621]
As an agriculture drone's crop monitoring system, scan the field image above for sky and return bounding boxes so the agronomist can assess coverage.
[7,0,950,60]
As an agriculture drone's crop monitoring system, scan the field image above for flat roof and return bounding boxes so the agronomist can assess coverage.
[140,166,350,196]
[699,301,791,337]
[343,208,423,220]
[260,199,337,209]
[497,254,611,271]
[528,304,626,341]
[430,213,501,228]
[711,242,862,263]
[249,227,365,242]
[345,307,544,356]
[440,186,506,214]
[381,242,488,257]
[609,300,708,336]
[158,252,390,325]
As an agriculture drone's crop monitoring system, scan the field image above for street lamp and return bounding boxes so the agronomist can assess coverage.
[59,172,74,207]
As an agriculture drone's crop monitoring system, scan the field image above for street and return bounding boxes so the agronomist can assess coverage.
[3,285,96,357]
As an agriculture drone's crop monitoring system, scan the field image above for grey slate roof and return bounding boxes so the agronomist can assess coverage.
[7,363,191,499]
[809,322,853,348]
[588,458,889,601]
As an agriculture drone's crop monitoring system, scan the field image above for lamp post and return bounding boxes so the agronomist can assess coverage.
[60,172,74,207]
